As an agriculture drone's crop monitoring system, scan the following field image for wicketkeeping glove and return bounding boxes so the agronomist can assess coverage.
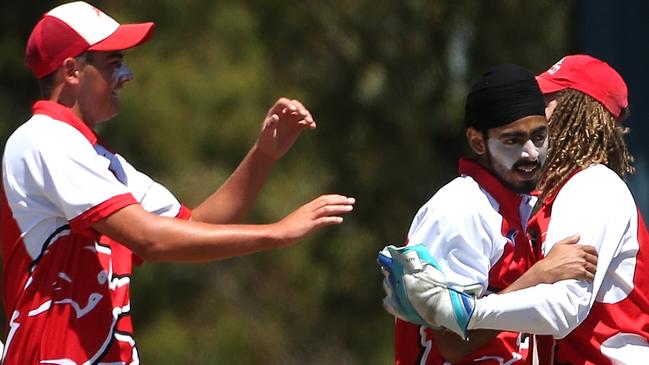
[378,245,430,326]
[378,243,476,340]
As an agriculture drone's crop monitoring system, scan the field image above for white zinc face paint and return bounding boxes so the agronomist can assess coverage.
[536,136,549,167]
[487,136,548,171]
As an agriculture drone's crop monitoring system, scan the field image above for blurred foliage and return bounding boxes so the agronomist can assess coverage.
[0,0,577,364]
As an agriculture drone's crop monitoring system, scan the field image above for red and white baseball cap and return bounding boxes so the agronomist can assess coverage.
[25,1,155,78]
[536,54,628,120]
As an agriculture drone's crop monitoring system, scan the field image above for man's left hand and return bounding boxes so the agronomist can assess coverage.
[256,98,316,160]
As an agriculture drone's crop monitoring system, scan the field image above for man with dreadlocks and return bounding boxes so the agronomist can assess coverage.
[388,55,649,365]
[527,54,649,365]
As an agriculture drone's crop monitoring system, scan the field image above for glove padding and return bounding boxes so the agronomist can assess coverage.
[378,244,476,339]
[379,247,426,326]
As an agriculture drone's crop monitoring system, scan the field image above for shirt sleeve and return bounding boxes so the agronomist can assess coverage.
[110,152,183,218]
[468,166,634,337]
[407,180,505,295]
[28,125,136,234]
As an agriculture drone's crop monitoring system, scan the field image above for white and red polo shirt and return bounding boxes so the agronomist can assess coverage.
[394,158,539,365]
[469,164,649,365]
[1,101,190,364]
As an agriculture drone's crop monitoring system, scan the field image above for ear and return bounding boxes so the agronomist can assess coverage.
[466,127,487,155]
[61,57,82,86]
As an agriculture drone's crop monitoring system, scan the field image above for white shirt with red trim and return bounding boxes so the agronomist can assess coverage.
[468,164,649,365]
[394,158,538,365]
[1,101,190,364]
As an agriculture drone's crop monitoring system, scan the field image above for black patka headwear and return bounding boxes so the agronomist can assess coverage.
[465,64,545,131]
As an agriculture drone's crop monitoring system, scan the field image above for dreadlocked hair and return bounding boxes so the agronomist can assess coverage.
[537,89,635,200]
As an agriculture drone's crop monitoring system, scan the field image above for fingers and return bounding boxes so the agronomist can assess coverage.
[573,261,596,282]
[546,234,581,257]
[269,97,316,129]
[313,216,344,226]
[308,194,356,209]
[313,198,355,219]
[303,194,356,227]
[274,194,355,247]
[571,244,598,267]
[584,260,597,278]
[580,244,598,257]
[541,239,600,283]
[268,97,292,116]
[586,252,598,266]
[279,98,307,118]
[289,99,316,127]
[568,247,598,281]
[263,113,279,129]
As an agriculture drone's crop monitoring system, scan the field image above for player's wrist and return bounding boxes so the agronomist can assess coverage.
[251,142,281,162]
[263,221,297,248]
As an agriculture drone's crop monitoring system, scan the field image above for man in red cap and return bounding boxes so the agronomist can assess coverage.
[393,55,649,365]
[1,2,355,363]
[529,54,647,365]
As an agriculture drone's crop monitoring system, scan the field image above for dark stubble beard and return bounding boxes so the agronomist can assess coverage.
[484,150,540,194]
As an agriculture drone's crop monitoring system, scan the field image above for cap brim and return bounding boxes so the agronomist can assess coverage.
[535,74,567,95]
[88,22,155,51]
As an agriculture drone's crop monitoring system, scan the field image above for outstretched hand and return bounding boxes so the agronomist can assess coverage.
[256,98,316,160]
[271,194,355,247]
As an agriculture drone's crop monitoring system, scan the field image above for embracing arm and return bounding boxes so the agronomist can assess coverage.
[94,194,354,262]
[503,234,596,293]
[434,234,596,361]
[191,98,315,224]
[468,168,632,337]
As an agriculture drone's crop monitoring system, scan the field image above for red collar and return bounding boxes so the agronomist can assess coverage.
[32,101,98,145]
[458,157,525,222]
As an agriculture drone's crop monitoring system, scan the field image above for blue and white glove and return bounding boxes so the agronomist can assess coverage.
[378,243,476,340]
[378,245,431,326]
